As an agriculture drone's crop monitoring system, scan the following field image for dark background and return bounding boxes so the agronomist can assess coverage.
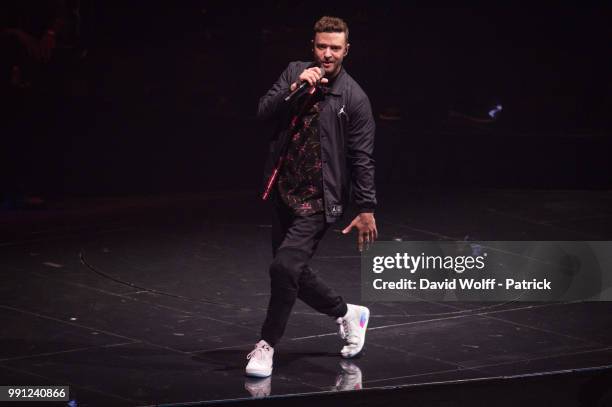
[3,2,611,199]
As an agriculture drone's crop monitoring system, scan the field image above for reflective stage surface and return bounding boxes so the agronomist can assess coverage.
[1,189,611,406]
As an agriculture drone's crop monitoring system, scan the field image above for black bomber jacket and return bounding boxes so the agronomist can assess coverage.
[258,61,376,223]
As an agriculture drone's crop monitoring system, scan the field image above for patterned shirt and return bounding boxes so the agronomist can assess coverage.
[277,88,327,216]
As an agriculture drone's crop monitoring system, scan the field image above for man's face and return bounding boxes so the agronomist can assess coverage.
[313,32,349,78]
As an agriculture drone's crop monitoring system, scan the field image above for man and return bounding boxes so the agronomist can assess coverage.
[246,16,377,378]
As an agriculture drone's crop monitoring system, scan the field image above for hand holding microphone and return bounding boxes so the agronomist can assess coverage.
[292,66,328,90]
[285,65,328,102]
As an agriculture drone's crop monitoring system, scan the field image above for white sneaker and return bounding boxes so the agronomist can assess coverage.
[336,304,370,358]
[245,340,274,377]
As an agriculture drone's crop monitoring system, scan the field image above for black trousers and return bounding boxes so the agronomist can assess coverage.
[260,202,348,346]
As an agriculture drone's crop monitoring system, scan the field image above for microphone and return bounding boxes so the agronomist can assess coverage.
[284,65,325,102]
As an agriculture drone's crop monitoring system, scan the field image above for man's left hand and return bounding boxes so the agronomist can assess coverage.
[342,212,378,252]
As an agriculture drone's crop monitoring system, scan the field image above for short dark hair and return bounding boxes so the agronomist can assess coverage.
[314,16,349,42]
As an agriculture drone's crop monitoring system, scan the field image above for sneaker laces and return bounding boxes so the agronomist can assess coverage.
[336,317,347,339]
[337,318,358,345]
[247,343,270,360]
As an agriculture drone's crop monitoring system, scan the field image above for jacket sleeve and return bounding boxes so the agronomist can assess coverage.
[347,94,377,213]
[257,62,295,121]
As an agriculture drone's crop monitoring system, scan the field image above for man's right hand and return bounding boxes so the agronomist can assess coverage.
[290,67,329,91]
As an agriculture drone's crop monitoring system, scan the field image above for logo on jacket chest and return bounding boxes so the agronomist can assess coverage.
[329,204,343,216]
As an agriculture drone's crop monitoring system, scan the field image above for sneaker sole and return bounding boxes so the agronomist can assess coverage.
[342,307,370,359]
[245,368,272,378]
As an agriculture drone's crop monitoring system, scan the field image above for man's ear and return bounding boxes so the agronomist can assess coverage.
[311,39,314,52]
[345,43,350,56]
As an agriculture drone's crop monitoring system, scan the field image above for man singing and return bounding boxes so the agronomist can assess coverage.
[246,16,377,378]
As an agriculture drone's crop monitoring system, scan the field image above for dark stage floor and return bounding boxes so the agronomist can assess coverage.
[1,188,612,406]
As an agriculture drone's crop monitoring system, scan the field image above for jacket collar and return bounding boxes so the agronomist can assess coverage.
[327,68,346,96]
